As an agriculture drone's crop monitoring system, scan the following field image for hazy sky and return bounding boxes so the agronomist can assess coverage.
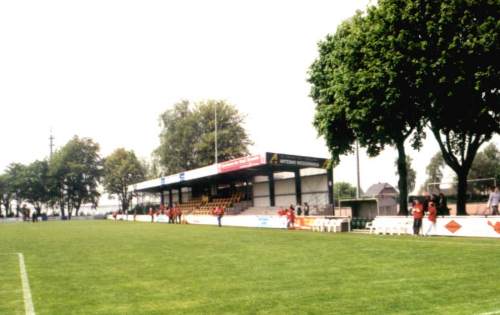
[0,0,498,194]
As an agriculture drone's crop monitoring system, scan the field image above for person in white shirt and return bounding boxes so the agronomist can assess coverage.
[487,186,500,215]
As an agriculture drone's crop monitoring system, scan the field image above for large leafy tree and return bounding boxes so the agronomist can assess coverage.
[310,0,499,215]
[50,136,102,219]
[401,0,499,214]
[20,160,51,215]
[0,174,12,217]
[309,8,424,215]
[155,99,252,174]
[467,143,500,192]
[334,182,358,200]
[5,163,28,217]
[103,148,145,212]
[421,152,446,193]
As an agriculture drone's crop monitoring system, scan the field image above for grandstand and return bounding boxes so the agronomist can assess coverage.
[130,152,334,215]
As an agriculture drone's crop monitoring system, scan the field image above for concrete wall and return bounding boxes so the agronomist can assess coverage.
[252,173,329,208]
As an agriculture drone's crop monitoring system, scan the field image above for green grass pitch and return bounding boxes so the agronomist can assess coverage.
[0,220,499,314]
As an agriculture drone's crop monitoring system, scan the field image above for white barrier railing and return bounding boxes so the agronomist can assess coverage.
[368,215,500,238]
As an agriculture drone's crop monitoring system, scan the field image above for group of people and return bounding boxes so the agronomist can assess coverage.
[148,204,183,224]
[411,193,448,236]
[411,198,438,236]
[21,205,39,222]
[278,204,306,229]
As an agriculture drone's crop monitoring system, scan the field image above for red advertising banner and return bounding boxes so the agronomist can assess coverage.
[218,154,265,173]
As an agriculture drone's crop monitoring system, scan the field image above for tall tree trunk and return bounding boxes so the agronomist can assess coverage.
[456,170,468,215]
[396,141,408,215]
[121,197,128,213]
[59,202,65,219]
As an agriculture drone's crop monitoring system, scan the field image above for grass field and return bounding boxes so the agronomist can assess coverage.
[1,220,499,315]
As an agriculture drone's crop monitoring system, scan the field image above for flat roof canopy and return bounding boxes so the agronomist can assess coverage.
[130,152,330,193]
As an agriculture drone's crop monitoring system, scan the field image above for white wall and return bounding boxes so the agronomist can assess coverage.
[252,173,330,208]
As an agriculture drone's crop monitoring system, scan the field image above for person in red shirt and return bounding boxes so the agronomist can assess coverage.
[167,206,174,224]
[424,201,438,236]
[412,199,424,235]
[286,207,296,230]
[176,207,183,224]
[213,206,224,227]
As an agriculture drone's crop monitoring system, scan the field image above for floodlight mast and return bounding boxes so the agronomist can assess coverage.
[49,128,54,160]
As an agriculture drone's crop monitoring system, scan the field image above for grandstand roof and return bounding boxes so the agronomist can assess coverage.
[130,152,330,193]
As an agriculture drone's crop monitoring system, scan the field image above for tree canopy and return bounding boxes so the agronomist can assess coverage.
[103,148,146,212]
[309,6,424,215]
[421,152,446,193]
[467,143,500,192]
[309,0,499,214]
[155,100,252,174]
[334,182,358,200]
[21,160,51,214]
[49,136,102,219]
[409,0,500,214]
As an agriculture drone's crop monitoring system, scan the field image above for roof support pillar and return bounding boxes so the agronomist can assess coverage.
[327,167,334,213]
[168,189,173,207]
[160,190,165,206]
[294,169,302,205]
[178,187,182,204]
[268,169,275,207]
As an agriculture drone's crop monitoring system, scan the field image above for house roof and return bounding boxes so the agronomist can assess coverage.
[364,183,398,197]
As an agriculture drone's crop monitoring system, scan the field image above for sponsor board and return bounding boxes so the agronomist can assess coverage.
[266,153,329,169]
[373,216,500,238]
[109,214,339,230]
[218,154,266,173]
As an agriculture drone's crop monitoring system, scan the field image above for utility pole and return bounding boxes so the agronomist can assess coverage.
[49,129,55,160]
[356,141,361,199]
[214,103,218,164]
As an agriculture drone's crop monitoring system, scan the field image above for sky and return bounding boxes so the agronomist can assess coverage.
[0,0,498,195]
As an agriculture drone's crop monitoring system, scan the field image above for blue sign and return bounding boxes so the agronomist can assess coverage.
[179,172,185,181]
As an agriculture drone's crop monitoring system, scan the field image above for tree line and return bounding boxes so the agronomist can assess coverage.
[309,0,499,215]
[0,100,250,218]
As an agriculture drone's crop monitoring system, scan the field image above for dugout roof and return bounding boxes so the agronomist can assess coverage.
[130,152,330,193]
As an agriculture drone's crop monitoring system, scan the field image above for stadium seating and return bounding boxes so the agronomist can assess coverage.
[312,218,341,233]
[368,217,412,235]
[191,192,245,215]
[176,198,204,215]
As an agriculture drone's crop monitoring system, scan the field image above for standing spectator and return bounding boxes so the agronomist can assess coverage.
[148,207,154,223]
[412,199,424,236]
[487,186,500,215]
[168,206,175,224]
[286,207,296,230]
[437,193,449,216]
[31,208,38,223]
[175,206,182,224]
[213,206,224,227]
[424,201,437,236]
[423,194,431,213]
[296,204,302,216]
[304,202,310,216]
